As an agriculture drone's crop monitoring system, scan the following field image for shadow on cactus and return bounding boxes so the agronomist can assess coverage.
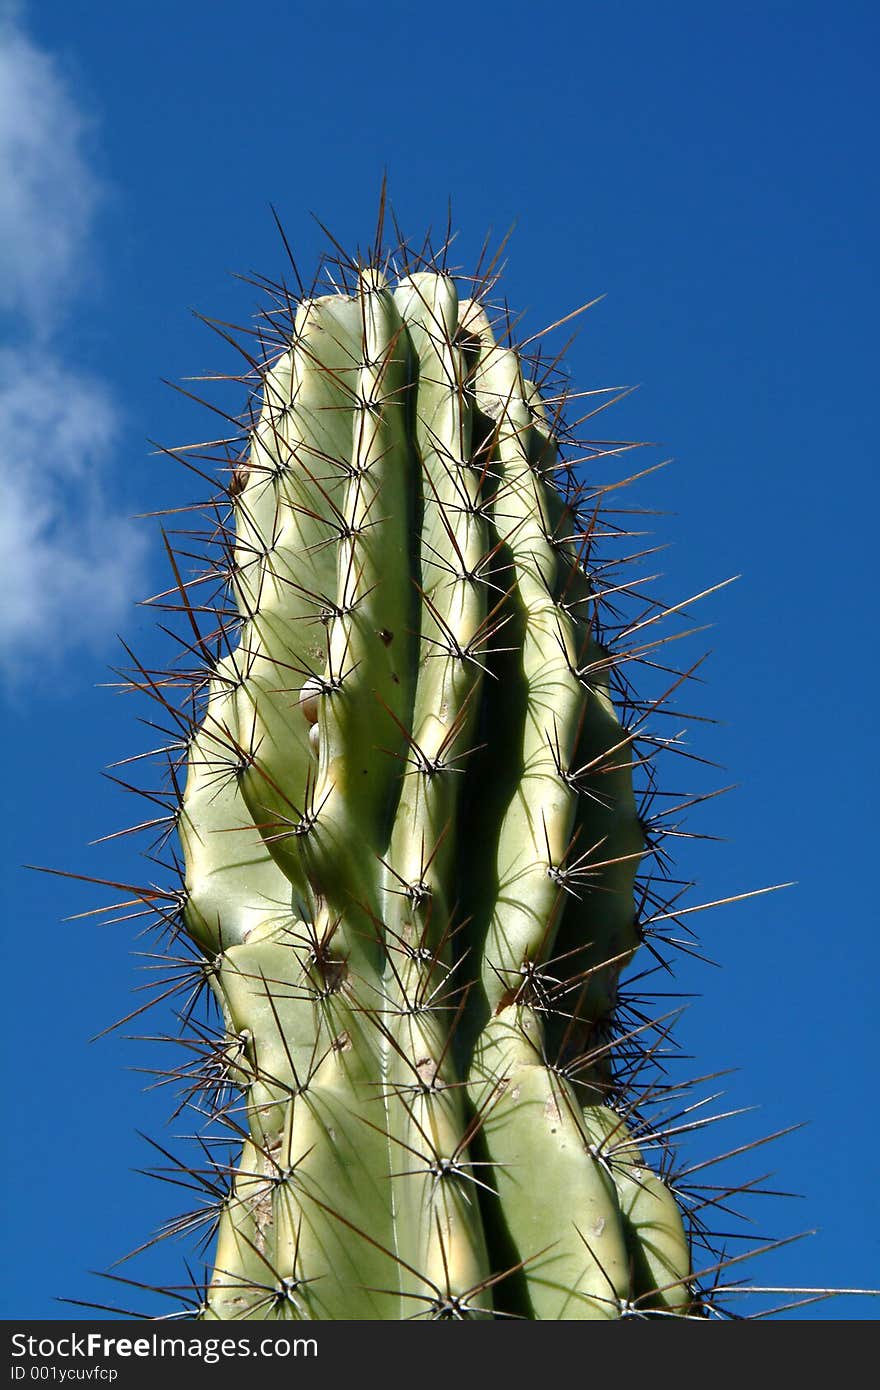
[46,197,865,1321]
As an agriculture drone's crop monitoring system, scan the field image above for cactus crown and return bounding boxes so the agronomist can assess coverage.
[71,207,809,1320]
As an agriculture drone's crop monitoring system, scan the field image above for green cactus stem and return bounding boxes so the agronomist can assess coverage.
[72,215,794,1322]
[157,245,700,1321]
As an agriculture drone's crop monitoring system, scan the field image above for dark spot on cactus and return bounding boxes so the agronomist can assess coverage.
[416,1056,438,1086]
[391,672,400,684]
[229,461,250,497]
[316,954,349,995]
[378,628,394,645]
[496,985,520,1011]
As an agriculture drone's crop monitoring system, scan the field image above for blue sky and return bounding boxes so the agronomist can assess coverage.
[2,0,877,1320]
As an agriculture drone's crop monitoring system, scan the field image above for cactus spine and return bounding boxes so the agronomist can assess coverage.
[98,221,737,1320]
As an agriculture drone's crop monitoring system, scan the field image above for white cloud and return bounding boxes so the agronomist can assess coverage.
[0,5,101,333]
[0,6,147,680]
[0,350,147,666]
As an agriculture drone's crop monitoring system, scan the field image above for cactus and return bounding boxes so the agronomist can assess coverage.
[68,211,814,1321]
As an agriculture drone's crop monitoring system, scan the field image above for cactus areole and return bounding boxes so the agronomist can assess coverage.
[101,218,738,1321]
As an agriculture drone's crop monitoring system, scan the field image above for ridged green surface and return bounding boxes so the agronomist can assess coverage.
[171,261,693,1320]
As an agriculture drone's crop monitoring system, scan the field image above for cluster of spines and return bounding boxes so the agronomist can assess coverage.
[53,210,823,1322]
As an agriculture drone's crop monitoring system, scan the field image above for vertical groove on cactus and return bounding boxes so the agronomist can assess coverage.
[58,206,838,1322]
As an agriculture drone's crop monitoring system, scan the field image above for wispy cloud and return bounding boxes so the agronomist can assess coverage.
[0,5,101,333]
[0,349,144,655]
[0,3,146,679]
